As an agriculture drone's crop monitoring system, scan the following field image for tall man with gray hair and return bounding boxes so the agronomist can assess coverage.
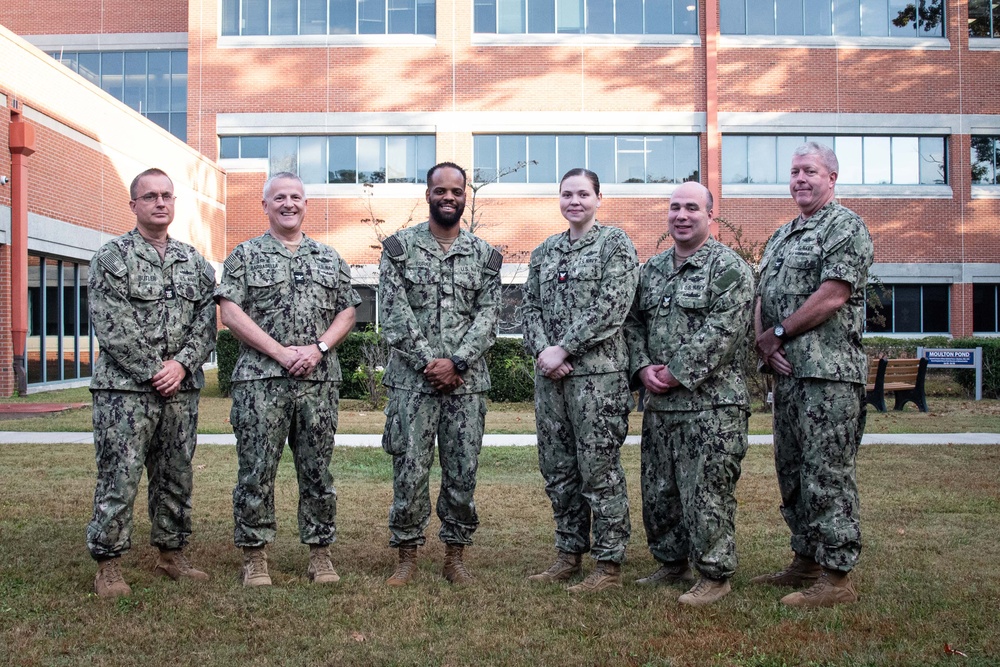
[752,142,874,608]
[217,172,360,587]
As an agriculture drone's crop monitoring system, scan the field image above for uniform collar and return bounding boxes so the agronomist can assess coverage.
[555,222,604,252]
[260,230,318,257]
[128,228,188,267]
[414,221,473,257]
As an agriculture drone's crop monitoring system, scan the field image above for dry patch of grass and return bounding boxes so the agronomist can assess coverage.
[1,444,999,666]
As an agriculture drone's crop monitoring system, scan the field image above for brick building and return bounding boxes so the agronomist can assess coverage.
[1,0,998,395]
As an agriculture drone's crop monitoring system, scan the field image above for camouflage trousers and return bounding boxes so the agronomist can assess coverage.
[382,388,487,547]
[772,377,866,572]
[640,406,748,579]
[535,372,631,564]
[86,389,200,560]
[231,379,340,548]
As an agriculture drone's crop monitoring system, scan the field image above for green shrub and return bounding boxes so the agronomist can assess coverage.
[216,329,240,397]
[485,337,535,403]
[337,331,369,400]
[862,336,950,360]
[949,337,1000,399]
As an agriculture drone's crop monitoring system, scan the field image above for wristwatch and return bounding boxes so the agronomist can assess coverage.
[773,324,789,341]
[316,340,330,355]
[450,356,469,373]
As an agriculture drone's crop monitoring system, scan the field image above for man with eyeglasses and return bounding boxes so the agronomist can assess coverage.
[87,168,217,597]
[216,172,360,587]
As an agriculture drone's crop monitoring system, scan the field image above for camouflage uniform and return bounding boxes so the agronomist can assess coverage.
[757,201,874,572]
[521,223,639,564]
[86,229,217,559]
[379,222,502,547]
[623,239,754,579]
[216,232,361,547]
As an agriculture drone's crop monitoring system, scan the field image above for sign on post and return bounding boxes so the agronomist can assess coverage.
[917,347,983,401]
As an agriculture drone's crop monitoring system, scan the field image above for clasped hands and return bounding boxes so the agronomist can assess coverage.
[754,328,793,376]
[536,346,574,380]
[281,345,325,378]
[639,364,680,394]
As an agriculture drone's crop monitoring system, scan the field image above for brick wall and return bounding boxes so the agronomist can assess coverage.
[0,2,188,35]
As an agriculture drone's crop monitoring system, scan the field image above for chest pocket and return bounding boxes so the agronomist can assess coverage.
[452,268,482,314]
[129,279,162,302]
[172,266,203,303]
[780,252,819,296]
[311,266,342,311]
[571,259,602,281]
[404,265,440,309]
[247,264,288,312]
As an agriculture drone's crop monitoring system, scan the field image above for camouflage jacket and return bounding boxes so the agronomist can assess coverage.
[89,229,217,392]
[215,232,361,383]
[521,223,639,376]
[624,238,754,411]
[379,222,502,394]
[757,201,874,384]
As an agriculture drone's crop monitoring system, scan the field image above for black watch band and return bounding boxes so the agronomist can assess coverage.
[316,340,330,355]
[450,356,469,373]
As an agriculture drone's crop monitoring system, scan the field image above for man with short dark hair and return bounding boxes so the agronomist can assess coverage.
[378,162,502,586]
[752,142,874,608]
[624,181,754,606]
[87,168,217,597]
[217,172,360,587]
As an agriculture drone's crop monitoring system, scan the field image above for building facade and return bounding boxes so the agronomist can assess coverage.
[1,0,998,394]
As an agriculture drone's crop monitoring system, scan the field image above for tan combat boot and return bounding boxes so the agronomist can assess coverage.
[242,546,272,587]
[94,557,132,598]
[635,560,695,586]
[781,569,858,608]
[308,545,341,584]
[527,551,582,583]
[443,544,474,585]
[567,560,622,593]
[386,546,418,587]
[750,553,822,588]
[154,548,210,581]
[678,576,732,606]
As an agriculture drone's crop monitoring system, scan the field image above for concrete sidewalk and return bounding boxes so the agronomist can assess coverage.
[1,432,999,446]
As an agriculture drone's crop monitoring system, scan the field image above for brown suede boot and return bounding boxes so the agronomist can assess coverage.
[635,560,695,586]
[527,551,582,583]
[242,546,272,587]
[781,568,858,608]
[750,553,822,588]
[443,544,474,585]
[567,560,622,593]
[678,576,731,606]
[308,545,340,584]
[94,557,131,598]
[386,546,418,587]
[154,548,210,581]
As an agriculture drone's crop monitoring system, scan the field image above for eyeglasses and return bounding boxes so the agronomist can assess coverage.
[135,193,176,204]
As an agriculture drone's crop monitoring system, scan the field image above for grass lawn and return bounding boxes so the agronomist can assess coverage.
[1,443,998,666]
[1,369,998,436]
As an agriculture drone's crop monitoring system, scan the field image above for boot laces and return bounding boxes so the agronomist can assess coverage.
[801,572,831,598]
[245,552,267,576]
[311,550,335,575]
[102,560,124,584]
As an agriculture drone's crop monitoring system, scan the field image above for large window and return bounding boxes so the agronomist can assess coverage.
[722,135,946,185]
[973,284,1000,334]
[473,134,699,184]
[49,50,187,141]
[720,0,944,37]
[219,135,436,184]
[474,0,696,34]
[969,0,1000,37]
[866,284,949,334]
[26,256,94,385]
[221,0,435,35]
[972,136,1000,185]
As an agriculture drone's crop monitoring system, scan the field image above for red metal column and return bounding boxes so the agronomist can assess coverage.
[9,107,36,395]
[705,0,721,232]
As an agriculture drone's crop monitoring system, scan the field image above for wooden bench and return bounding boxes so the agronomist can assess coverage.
[865,357,928,413]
